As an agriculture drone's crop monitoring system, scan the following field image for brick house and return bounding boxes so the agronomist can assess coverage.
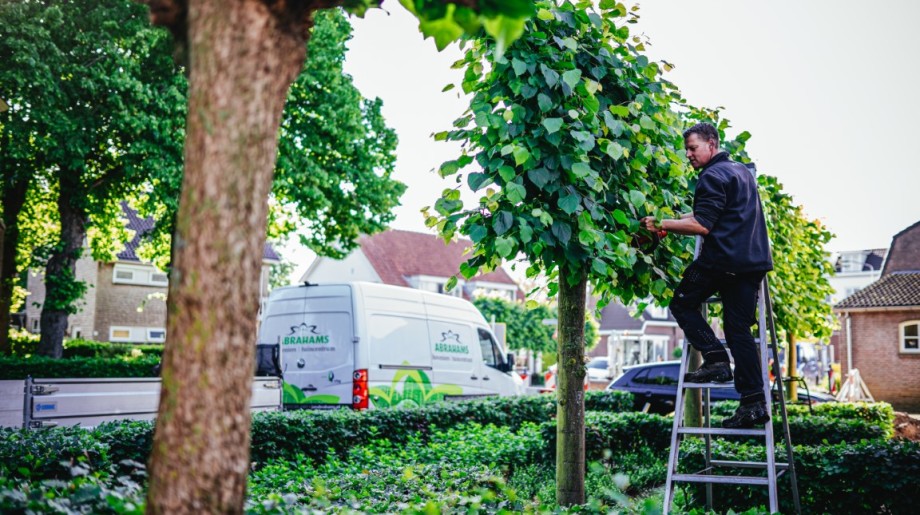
[834,220,920,412]
[25,205,280,343]
[301,229,522,301]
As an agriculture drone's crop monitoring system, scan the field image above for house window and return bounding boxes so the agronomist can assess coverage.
[901,321,920,354]
[72,327,83,339]
[111,327,133,342]
[31,319,39,331]
[147,328,166,343]
[113,264,169,287]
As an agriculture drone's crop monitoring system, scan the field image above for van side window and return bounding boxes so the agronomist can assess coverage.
[477,328,503,368]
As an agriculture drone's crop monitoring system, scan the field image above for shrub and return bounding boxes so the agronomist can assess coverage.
[540,412,673,463]
[62,339,164,359]
[0,355,160,379]
[7,329,38,356]
[679,439,920,514]
[0,426,110,480]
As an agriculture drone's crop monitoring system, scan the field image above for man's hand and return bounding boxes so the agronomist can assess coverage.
[640,216,660,232]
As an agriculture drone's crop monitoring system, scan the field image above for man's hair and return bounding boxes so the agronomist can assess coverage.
[683,123,719,144]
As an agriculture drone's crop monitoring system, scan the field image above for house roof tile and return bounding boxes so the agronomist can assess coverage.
[358,229,517,288]
[834,272,920,310]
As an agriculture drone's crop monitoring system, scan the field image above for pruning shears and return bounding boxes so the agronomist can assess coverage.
[634,228,668,253]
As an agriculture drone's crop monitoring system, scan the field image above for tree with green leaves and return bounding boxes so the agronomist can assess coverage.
[0,0,184,358]
[134,10,405,268]
[758,174,835,401]
[138,0,535,511]
[473,296,555,352]
[430,0,695,504]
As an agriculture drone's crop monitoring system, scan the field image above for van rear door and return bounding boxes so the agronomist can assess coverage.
[259,285,354,408]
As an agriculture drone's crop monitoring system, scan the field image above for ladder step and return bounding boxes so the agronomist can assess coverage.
[715,338,761,345]
[704,296,722,304]
[671,473,769,486]
[677,427,766,436]
[711,460,789,469]
[681,382,735,389]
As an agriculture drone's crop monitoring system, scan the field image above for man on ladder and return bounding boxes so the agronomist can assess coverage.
[642,122,773,429]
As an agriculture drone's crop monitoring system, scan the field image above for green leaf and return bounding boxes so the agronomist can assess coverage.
[442,83,455,92]
[512,146,531,166]
[495,236,515,257]
[459,261,478,279]
[612,209,629,225]
[468,223,487,243]
[445,275,458,291]
[542,118,563,134]
[520,222,533,243]
[562,69,582,90]
[605,141,625,160]
[482,15,527,57]
[512,58,527,76]
[536,9,555,21]
[571,162,592,178]
[541,65,560,88]
[527,167,551,188]
[498,165,516,182]
[628,190,646,208]
[418,5,465,51]
[468,173,491,191]
[506,181,527,203]
[592,258,608,275]
[551,220,572,244]
[439,160,460,177]
[609,105,629,117]
[558,192,579,214]
[537,93,553,113]
[639,115,656,130]
[493,210,514,235]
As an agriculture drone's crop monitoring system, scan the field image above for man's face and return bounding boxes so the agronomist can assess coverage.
[684,133,717,169]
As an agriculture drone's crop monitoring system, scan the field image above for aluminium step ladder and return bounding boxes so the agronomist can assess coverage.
[662,253,801,514]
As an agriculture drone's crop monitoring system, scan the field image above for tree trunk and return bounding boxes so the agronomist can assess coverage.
[37,188,87,359]
[683,347,703,427]
[556,273,587,506]
[0,177,30,354]
[786,334,798,402]
[145,1,314,513]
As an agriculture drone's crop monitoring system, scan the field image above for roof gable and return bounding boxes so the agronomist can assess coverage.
[882,220,920,275]
[357,229,518,288]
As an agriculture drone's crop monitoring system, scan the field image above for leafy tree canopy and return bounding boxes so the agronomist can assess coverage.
[429,0,694,307]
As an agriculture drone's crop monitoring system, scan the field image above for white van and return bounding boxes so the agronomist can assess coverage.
[257,282,525,409]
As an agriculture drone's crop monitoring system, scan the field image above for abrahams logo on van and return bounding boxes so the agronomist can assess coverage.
[282,323,331,345]
[433,330,469,354]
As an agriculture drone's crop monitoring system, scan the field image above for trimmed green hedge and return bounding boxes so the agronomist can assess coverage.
[680,439,920,514]
[712,400,895,428]
[6,332,164,360]
[0,355,160,379]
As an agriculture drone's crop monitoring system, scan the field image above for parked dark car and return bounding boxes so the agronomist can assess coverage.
[607,361,836,415]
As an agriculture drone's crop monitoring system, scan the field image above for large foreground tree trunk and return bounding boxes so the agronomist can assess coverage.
[556,273,587,506]
[37,187,87,358]
[145,0,316,512]
[0,177,30,354]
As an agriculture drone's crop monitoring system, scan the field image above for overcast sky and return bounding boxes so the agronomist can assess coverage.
[284,1,920,279]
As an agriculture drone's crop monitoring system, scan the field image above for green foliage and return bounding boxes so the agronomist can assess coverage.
[135,9,405,267]
[679,439,920,514]
[473,296,555,351]
[712,400,896,435]
[6,329,38,356]
[7,335,163,359]
[758,174,836,342]
[430,0,695,308]
[0,355,159,379]
[267,250,295,291]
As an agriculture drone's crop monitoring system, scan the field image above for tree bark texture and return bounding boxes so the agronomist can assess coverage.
[786,334,798,402]
[0,177,29,354]
[683,347,702,427]
[145,0,315,513]
[37,184,87,359]
[555,274,587,506]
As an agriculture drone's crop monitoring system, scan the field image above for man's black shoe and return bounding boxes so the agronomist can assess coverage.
[722,402,770,429]
[683,361,732,383]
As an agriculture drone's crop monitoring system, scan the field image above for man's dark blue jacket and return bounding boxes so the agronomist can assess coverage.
[692,152,773,273]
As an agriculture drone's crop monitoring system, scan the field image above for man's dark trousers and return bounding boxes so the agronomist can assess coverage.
[670,261,767,402]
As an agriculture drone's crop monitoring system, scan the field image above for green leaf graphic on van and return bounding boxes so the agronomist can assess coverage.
[282,381,340,405]
[369,363,462,408]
